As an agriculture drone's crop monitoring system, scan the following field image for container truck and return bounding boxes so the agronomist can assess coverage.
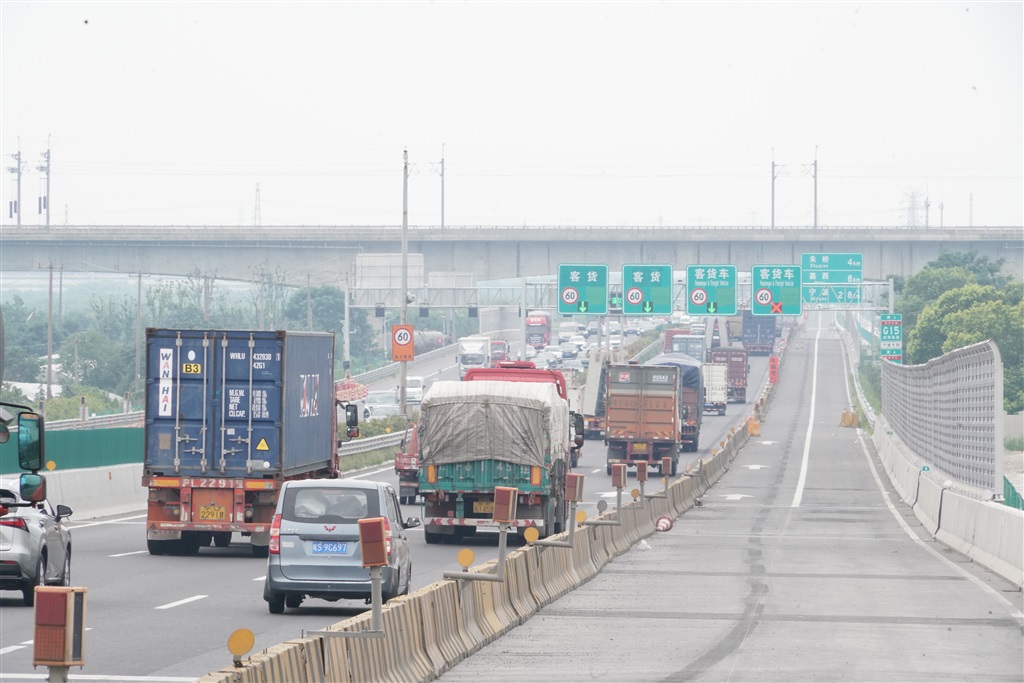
[142,329,359,557]
[417,380,571,543]
[525,310,552,349]
[701,362,728,415]
[708,346,749,403]
[457,334,491,379]
[604,353,703,476]
[742,310,777,355]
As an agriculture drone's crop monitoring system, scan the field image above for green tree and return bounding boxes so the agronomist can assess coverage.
[59,330,136,395]
[907,284,1004,363]
[1,295,50,381]
[43,384,125,421]
[279,285,376,369]
[897,266,974,332]
[927,251,1011,288]
[943,299,1024,414]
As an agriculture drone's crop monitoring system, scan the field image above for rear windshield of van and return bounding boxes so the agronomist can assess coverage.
[283,487,381,524]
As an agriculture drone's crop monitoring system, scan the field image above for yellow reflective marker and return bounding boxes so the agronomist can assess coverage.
[457,548,475,568]
[227,628,255,657]
[46,461,56,471]
[523,527,540,543]
[630,488,640,500]
[575,510,587,524]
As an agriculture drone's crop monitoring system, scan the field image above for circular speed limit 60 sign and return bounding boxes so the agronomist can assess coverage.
[392,327,412,347]
[755,288,773,306]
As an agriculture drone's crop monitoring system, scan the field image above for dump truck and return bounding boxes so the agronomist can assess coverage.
[708,346,749,403]
[142,329,358,557]
[701,362,728,415]
[604,353,703,476]
[417,380,571,543]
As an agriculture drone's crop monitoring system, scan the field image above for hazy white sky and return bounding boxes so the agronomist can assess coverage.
[2,1,1021,228]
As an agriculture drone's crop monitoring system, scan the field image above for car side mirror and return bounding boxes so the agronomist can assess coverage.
[345,403,359,428]
[55,504,73,521]
[17,411,44,472]
[404,516,422,529]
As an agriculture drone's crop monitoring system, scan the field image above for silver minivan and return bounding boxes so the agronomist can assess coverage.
[263,479,421,613]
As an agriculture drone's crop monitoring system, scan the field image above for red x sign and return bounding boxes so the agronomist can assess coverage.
[770,302,783,314]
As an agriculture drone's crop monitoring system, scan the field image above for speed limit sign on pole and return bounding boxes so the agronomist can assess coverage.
[391,324,414,362]
[754,288,773,307]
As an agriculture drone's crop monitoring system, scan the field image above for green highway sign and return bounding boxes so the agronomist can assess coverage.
[622,264,673,315]
[558,263,608,315]
[686,265,737,316]
[880,313,903,363]
[803,285,862,305]
[751,264,802,315]
[801,253,863,304]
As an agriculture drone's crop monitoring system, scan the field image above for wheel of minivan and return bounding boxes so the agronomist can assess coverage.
[285,594,303,609]
[23,552,46,606]
[267,594,285,614]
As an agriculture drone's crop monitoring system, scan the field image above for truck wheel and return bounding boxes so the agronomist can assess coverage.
[147,539,170,556]
[213,532,232,548]
[424,529,444,544]
[182,532,202,556]
[251,544,270,558]
[606,464,612,475]
[671,459,678,476]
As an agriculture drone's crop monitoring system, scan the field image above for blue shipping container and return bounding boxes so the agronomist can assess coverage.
[144,329,336,479]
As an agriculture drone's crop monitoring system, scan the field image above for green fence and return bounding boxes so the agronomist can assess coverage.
[0,427,143,476]
[1004,476,1024,511]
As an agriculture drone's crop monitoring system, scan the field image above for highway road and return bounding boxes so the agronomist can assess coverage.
[0,332,769,682]
[436,313,1024,682]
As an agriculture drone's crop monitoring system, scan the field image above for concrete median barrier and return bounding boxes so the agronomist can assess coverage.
[914,474,943,536]
[197,636,324,683]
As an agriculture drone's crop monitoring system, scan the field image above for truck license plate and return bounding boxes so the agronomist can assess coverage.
[199,505,226,520]
[473,501,494,514]
[632,443,647,452]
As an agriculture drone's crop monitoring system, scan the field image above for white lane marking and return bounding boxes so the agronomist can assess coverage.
[110,550,149,557]
[253,575,266,581]
[745,465,769,470]
[790,324,822,508]
[69,514,148,529]
[722,494,752,501]
[0,646,26,655]
[155,595,207,610]
[590,469,603,474]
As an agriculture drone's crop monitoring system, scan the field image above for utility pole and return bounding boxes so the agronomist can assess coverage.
[440,145,445,230]
[7,143,22,226]
[46,263,54,399]
[130,272,149,409]
[399,149,409,415]
[37,141,51,227]
[770,148,781,229]
[813,147,818,229]
[254,183,261,227]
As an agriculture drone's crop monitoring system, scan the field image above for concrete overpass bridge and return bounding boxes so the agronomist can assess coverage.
[0,224,1019,287]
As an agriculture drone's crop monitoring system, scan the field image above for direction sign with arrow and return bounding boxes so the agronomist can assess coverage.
[686,265,737,316]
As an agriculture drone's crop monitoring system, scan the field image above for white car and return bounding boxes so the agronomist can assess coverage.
[609,334,623,348]
[570,335,587,352]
